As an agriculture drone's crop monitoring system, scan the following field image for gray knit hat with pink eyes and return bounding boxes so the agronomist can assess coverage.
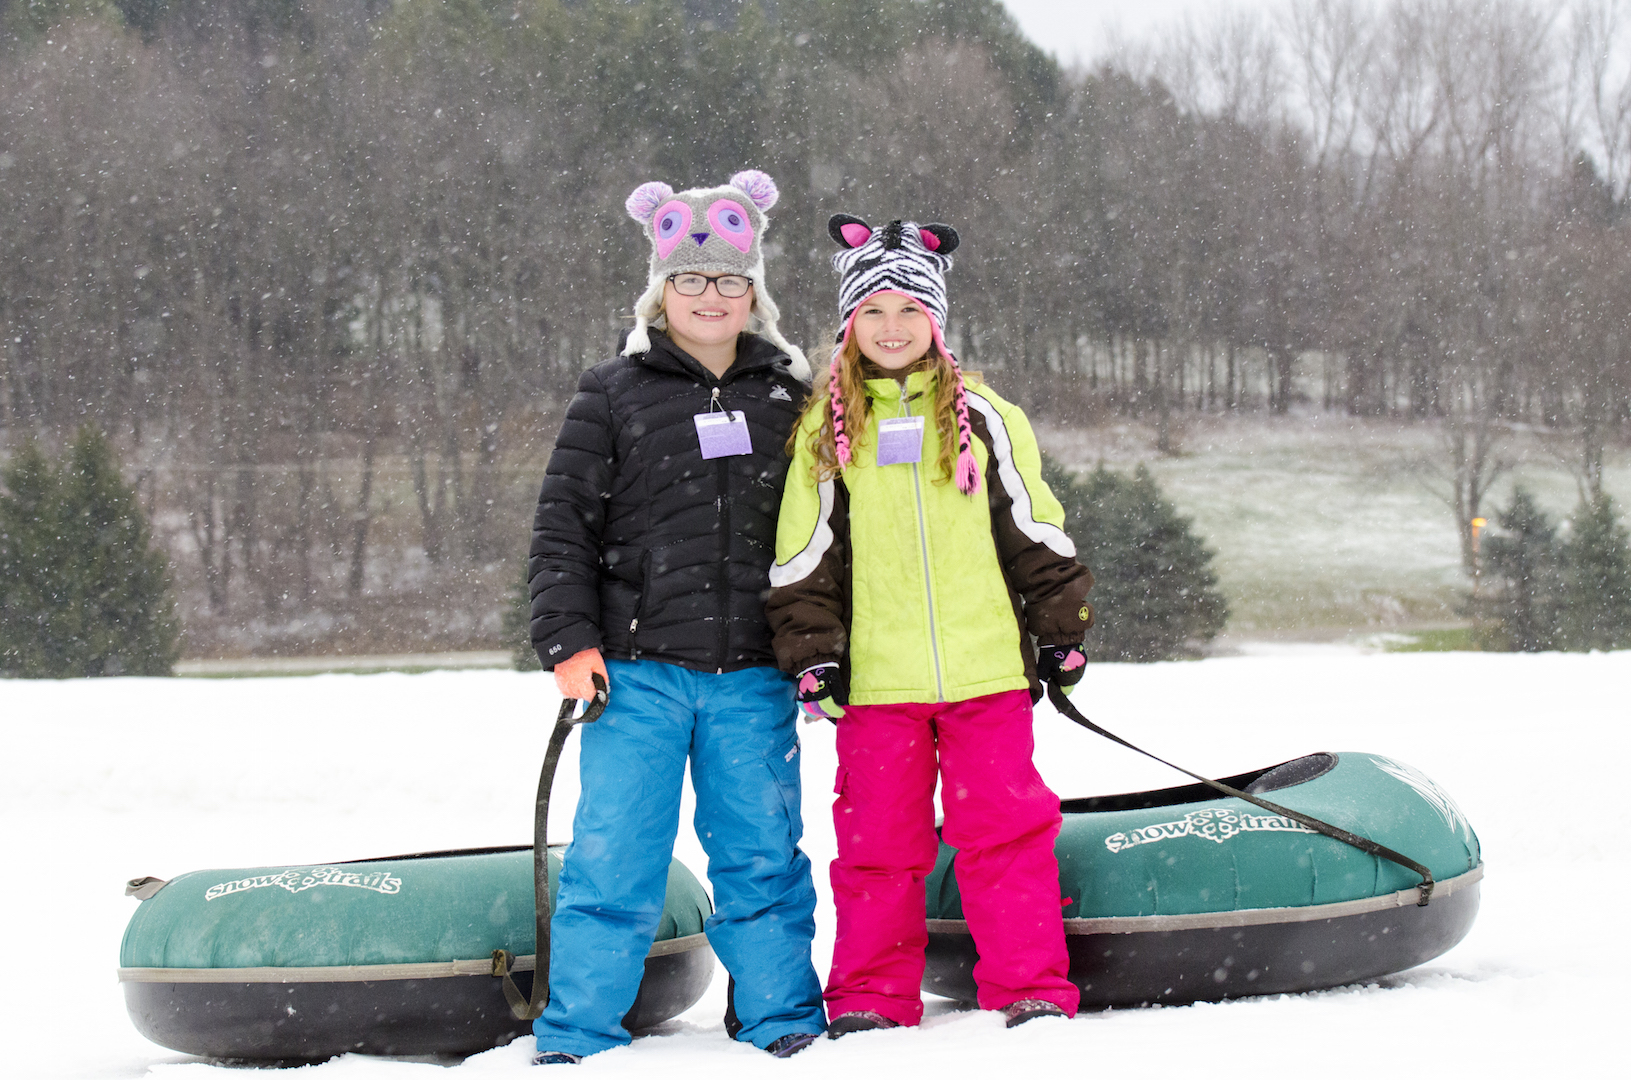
[622,170,809,381]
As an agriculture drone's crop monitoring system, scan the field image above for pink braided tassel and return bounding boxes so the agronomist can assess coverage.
[950,364,982,495]
[828,349,852,468]
[955,446,981,494]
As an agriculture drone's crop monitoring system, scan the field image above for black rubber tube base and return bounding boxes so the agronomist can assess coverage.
[125,943,715,1063]
[923,880,1479,1008]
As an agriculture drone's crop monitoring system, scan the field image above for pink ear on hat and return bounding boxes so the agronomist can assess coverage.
[625,181,675,225]
[828,214,872,249]
[730,170,779,211]
[920,223,960,255]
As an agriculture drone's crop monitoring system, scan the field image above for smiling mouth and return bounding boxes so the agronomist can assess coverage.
[876,339,912,350]
[692,308,728,319]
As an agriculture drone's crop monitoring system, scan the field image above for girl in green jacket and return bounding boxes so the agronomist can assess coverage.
[766,215,1093,1035]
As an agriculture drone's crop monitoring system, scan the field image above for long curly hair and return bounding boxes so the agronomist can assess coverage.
[788,334,982,491]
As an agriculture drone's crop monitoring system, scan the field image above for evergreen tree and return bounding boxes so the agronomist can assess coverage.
[0,427,181,677]
[1042,457,1228,662]
[1,0,119,46]
[1473,487,1565,652]
[504,565,538,672]
[1561,493,1631,651]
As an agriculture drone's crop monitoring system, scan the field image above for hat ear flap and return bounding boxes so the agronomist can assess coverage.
[920,223,960,255]
[626,181,675,225]
[829,213,873,249]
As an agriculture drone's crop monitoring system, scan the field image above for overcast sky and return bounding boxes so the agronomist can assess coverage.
[999,0,1282,66]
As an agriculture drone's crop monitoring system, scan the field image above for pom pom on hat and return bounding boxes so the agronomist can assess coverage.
[730,170,779,211]
[625,181,674,225]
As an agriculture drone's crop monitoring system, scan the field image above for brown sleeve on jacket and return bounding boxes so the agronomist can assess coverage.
[765,479,852,677]
[970,409,1095,648]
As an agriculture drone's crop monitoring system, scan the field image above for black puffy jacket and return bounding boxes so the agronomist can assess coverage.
[528,330,807,673]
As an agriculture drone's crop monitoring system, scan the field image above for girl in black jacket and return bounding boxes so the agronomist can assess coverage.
[526,171,825,1063]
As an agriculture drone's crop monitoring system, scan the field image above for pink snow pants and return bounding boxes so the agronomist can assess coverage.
[825,689,1079,1024]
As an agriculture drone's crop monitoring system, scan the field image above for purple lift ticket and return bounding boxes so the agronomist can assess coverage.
[876,416,925,466]
[694,411,753,459]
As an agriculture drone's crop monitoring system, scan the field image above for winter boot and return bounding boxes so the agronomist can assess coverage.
[1000,999,1067,1028]
[826,1011,901,1039]
[765,1033,819,1057]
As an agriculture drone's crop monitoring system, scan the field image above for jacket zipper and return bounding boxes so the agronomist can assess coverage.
[902,391,946,702]
[629,551,652,658]
[712,384,731,672]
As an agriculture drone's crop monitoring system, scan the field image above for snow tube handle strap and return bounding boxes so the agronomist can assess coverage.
[496,673,610,1021]
[1044,683,1436,906]
[491,948,533,1020]
[557,673,609,725]
[125,876,167,901]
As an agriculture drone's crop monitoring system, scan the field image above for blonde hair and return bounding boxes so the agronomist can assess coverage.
[788,335,981,488]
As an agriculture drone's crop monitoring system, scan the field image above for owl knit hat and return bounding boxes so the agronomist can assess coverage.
[623,170,810,381]
[827,214,980,494]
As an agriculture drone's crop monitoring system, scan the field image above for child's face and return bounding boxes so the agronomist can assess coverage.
[663,276,755,355]
[851,292,932,371]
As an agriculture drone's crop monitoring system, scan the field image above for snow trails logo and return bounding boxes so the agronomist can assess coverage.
[1104,808,1315,853]
[1371,756,1473,840]
[205,867,403,901]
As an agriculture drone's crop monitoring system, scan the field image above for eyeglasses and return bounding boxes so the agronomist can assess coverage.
[669,273,752,298]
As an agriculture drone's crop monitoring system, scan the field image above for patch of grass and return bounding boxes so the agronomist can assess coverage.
[1372,628,1480,653]
[174,652,514,678]
[180,665,454,679]
[1036,414,1630,638]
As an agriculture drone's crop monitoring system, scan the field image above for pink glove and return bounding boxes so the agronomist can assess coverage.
[554,647,608,702]
[796,663,846,721]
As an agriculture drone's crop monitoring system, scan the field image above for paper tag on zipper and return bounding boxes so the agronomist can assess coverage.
[695,411,752,459]
[876,416,925,466]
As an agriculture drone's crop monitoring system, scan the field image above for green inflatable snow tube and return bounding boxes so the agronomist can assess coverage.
[924,751,1483,1005]
[120,846,714,1061]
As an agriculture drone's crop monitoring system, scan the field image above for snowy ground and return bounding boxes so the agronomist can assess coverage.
[3,648,1627,1078]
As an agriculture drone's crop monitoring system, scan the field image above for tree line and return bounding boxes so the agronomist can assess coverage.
[1,0,1627,651]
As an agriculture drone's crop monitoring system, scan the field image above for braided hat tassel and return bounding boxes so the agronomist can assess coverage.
[828,348,853,468]
[949,361,982,495]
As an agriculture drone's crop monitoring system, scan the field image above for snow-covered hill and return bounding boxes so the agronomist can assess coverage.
[3,648,1624,1077]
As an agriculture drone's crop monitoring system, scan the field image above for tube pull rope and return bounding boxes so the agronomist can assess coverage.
[1044,683,1435,906]
[495,673,610,1020]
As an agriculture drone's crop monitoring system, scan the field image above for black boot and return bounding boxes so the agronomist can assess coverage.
[1000,999,1067,1028]
[826,1011,900,1039]
[765,1033,819,1057]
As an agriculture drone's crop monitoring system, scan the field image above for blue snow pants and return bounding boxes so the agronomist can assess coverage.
[532,658,826,1056]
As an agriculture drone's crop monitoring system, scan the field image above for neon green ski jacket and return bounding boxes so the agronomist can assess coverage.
[766,372,1092,706]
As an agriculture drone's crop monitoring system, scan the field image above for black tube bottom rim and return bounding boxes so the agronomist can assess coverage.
[924,876,1480,1008]
[124,942,715,1062]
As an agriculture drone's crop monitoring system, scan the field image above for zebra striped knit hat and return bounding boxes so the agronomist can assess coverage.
[827,214,980,494]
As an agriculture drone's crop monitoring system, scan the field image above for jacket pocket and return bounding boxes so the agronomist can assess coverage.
[629,550,654,645]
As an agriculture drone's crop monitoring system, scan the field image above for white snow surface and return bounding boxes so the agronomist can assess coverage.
[3,649,1626,1078]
